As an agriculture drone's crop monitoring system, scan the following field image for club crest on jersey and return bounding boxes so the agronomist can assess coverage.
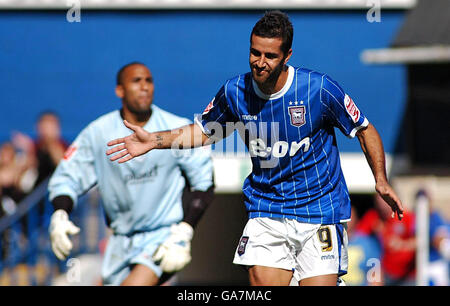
[344,94,360,123]
[237,236,249,256]
[288,105,306,127]
[202,98,215,115]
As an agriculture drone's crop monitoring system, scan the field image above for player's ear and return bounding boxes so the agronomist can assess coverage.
[115,85,124,99]
[283,48,293,65]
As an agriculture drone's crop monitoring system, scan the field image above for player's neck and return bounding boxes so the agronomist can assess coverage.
[120,108,152,127]
[258,65,289,95]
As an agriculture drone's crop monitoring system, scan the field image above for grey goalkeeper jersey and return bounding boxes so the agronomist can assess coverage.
[48,105,214,235]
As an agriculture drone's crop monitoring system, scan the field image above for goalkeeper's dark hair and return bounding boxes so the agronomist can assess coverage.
[251,10,293,55]
[116,61,146,85]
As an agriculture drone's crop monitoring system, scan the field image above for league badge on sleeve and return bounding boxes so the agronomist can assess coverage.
[202,98,215,115]
[288,105,306,127]
[344,94,360,123]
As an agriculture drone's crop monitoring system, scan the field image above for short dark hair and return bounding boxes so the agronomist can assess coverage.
[116,61,146,85]
[37,110,59,122]
[251,10,293,55]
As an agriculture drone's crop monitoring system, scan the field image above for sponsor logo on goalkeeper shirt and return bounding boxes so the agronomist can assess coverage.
[124,164,159,184]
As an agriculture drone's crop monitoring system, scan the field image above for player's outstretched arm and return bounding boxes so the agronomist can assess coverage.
[356,123,404,220]
[106,120,210,163]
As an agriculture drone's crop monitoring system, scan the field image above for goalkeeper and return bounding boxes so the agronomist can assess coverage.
[47,62,214,285]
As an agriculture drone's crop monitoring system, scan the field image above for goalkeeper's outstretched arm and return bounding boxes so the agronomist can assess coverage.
[106,120,211,163]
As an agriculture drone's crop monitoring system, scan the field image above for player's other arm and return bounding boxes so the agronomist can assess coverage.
[106,120,212,163]
[356,123,404,220]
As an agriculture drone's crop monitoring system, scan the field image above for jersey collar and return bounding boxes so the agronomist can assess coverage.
[252,65,294,100]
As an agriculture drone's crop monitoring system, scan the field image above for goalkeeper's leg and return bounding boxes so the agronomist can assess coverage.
[121,264,159,286]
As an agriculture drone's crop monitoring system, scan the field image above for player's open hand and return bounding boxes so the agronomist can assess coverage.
[375,181,404,221]
[106,120,154,163]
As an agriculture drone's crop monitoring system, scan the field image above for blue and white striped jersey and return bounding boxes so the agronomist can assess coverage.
[196,66,368,224]
[49,104,214,235]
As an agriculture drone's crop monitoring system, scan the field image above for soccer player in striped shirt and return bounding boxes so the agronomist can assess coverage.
[106,11,404,286]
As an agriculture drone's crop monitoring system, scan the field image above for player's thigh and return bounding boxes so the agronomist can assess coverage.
[299,273,338,286]
[248,265,293,286]
[121,264,159,286]
[102,228,171,285]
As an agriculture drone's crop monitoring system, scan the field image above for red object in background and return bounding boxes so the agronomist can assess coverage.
[357,209,380,235]
[357,209,416,280]
[381,212,415,279]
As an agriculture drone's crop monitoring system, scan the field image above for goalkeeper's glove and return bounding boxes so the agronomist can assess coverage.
[49,209,80,260]
[152,222,194,273]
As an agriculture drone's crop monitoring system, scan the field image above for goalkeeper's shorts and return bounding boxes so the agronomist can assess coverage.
[101,226,171,285]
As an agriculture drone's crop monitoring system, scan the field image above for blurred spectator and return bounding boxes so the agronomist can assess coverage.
[343,206,383,286]
[0,141,35,217]
[357,193,416,286]
[1,113,75,280]
[10,112,68,191]
[32,112,68,188]
[357,191,450,286]
[4,112,67,218]
[0,139,36,265]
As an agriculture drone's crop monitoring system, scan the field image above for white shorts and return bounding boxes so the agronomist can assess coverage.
[233,217,348,281]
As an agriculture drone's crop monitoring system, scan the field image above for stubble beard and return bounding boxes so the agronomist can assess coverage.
[124,98,153,122]
[253,61,285,94]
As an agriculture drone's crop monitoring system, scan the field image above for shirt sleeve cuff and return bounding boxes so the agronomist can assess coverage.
[194,114,211,138]
[49,186,78,207]
[348,117,369,139]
